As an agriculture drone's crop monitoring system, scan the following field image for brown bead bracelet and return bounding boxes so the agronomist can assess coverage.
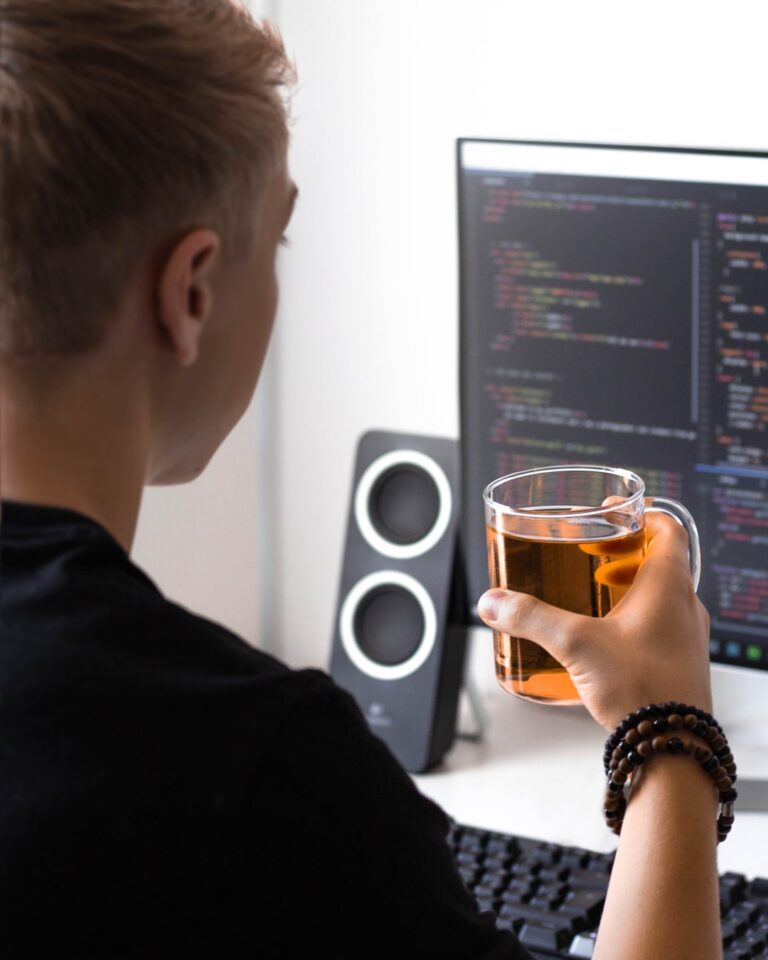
[602,707,737,844]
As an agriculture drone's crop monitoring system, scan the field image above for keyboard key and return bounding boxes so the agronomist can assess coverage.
[569,868,611,891]
[721,873,748,912]
[731,900,763,925]
[483,852,514,873]
[494,914,521,934]
[584,852,614,874]
[486,833,519,857]
[559,848,590,870]
[499,904,565,930]
[568,932,597,958]
[732,916,750,939]
[500,878,534,899]
[458,836,486,856]
[518,921,572,952]
[739,930,767,953]
[728,901,762,940]
[529,893,564,911]
[749,877,768,898]
[562,889,607,924]
[516,838,564,864]
[724,947,753,960]
[499,890,528,909]
[555,905,594,935]
[475,869,497,888]
[536,847,564,867]
[726,937,762,960]
[513,853,545,875]
[473,883,500,901]
[539,865,571,883]
[721,920,737,947]
[457,849,481,867]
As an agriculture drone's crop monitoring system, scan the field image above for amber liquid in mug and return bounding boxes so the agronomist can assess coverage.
[486,508,646,704]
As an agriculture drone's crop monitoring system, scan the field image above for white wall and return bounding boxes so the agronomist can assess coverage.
[269,0,768,669]
[132,367,274,646]
[131,0,278,648]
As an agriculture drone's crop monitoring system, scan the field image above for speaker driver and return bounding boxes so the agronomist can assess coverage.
[369,465,440,545]
[354,450,452,559]
[353,584,424,666]
[339,570,437,681]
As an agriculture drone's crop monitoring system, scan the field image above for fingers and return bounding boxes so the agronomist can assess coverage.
[642,509,692,575]
[579,530,644,557]
[610,511,695,614]
[577,501,691,590]
[579,497,643,559]
[594,553,641,586]
[477,588,588,665]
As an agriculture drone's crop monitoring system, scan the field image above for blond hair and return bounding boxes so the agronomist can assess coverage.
[0,0,295,357]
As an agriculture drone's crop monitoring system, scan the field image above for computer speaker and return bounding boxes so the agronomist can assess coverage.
[329,429,469,773]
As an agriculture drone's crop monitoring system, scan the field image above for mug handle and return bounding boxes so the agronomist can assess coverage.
[646,497,701,592]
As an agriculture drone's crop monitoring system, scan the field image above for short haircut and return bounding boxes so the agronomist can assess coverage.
[0,0,295,358]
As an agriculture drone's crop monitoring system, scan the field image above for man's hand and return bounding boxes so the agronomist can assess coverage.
[477,511,712,730]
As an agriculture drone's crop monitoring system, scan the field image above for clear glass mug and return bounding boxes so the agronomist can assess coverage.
[483,465,701,706]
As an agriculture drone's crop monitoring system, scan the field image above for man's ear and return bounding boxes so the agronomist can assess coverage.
[156,228,221,367]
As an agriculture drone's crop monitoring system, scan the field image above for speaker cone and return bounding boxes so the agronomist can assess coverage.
[339,570,438,681]
[353,584,425,666]
[369,465,440,546]
[354,450,453,559]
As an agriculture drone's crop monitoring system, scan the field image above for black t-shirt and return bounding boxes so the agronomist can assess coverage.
[0,500,530,958]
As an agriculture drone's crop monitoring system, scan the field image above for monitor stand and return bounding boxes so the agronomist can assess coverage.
[732,779,768,812]
[711,663,768,813]
[456,671,490,742]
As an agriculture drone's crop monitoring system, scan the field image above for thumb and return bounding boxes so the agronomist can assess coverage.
[477,588,589,666]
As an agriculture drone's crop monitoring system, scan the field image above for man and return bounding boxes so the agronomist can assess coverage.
[1,3,527,955]
[0,3,721,958]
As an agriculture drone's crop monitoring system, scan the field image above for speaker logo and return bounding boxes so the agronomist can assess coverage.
[365,701,393,728]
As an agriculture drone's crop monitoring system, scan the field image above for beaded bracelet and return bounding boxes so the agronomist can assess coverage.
[602,702,724,774]
[602,703,737,844]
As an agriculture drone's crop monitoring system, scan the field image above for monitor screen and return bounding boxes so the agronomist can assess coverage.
[458,138,768,674]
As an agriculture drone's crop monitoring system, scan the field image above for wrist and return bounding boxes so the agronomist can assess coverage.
[628,749,719,807]
[605,690,713,731]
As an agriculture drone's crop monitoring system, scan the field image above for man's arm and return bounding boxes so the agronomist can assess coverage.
[594,752,721,960]
[477,512,721,960]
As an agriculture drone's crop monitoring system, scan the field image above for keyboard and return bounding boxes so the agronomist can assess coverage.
[447,819,768,959]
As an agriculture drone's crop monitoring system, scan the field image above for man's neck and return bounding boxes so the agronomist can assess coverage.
[1,359,150,554]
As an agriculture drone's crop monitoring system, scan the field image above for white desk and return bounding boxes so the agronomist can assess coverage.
[412,629,768,879]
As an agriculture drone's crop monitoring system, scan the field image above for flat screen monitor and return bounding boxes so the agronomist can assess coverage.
[458,138,768,679]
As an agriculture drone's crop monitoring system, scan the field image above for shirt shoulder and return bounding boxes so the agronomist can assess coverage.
[267,668,451,829]
[1,497,286,678]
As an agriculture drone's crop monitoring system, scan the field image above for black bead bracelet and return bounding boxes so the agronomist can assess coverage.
[602,702,723,775]
[602,704,737,844]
